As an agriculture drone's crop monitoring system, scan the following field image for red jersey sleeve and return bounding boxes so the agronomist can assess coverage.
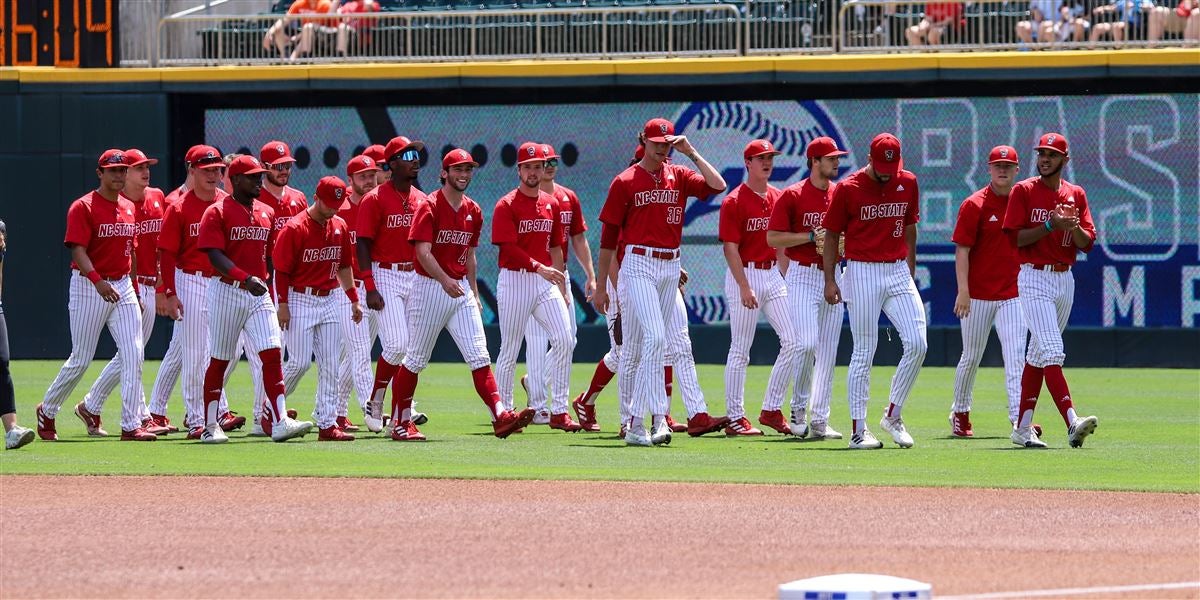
[678,165,722,199]
[491,199,517,245]
[271,224,298,275]
[568,193,587,235]
[599,178,628,227]
[356,193,382,240]
[1075,188,1097,253]
[550,204,565,250]
[157,204,182,254]
[768,189,795,232]
[904,176,921,226]
[338,218,354,269]
[470,202,483,247]
[951,196,981,247]
[63,200,92,248]
[408,201,434,244]
[718,195,742,244]
[197,204,227,251]
[822,184,850,233]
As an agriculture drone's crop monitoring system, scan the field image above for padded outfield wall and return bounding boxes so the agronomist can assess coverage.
[2,51,1198,365]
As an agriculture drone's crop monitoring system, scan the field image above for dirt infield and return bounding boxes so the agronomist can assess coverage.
[1,476,1196,599]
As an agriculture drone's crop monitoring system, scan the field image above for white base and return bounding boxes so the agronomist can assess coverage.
[779,573,932,600]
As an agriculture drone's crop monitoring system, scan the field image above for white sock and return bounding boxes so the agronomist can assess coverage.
[1066,408,1078,425]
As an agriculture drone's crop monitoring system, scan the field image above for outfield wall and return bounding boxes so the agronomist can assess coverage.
[2,51,1197,366]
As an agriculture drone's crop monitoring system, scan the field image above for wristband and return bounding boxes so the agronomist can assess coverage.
[360,268,373,279]
[86,270,102,284]
[1044,220,1054,232]
[228,267,250,282]
[809,231,815,243]
[345,287,360,303]
[363,275,377,293]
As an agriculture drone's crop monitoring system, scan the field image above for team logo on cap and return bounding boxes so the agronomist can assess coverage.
[276,144,285,155]
[526,146,536,158]
[884,149,895,161]
[541,145,551,155]
[363,157,373,166]
[334,187,344,199]
[206,151,216,159]
[659,123,669,135]
[105,153,125,165]
[999,148,1009,158]
[250,157,261,167]
[761,142,771,151]
[1047,135,1056,144]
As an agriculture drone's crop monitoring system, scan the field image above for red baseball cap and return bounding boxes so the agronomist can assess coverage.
[1035,132,1069,156]
[260,141,296,166]
[315,176,350,209]
[226,155,268,178]
[744,139,781,160]
[442,148,478,169]
[346,154,381,177]
[988,145,1019,165]
[97,149,129,169]
[516,141,545,165]
[185,145,224,169]
[124,148,158,167]
[384,136,425,162]
[869,133,903,176]
[806,136,849,159]
[363,144,387,164]
[643,118,674,143]
[540,143,560,160]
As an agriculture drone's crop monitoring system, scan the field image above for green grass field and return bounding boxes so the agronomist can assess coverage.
[3,360,1197,493]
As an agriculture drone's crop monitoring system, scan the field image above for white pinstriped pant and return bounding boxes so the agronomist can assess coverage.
[373,264,413,366]
[523,271,576,413]
[952,297,1025,421]
[724,267,799,420]
[401,274,491,375]
[148,319,184,416]
[614,282,706,422]
[169,271,217,428]
[42,273,145,432]
[337,280,380,416]
[1018,265,1074,368]
[617,248,682,421]
[496,269,575,414]
[281,290,344,429]
[842,260,927,420]
[83,284,156,420]
[206,279,282,360]
[785,264,843,423]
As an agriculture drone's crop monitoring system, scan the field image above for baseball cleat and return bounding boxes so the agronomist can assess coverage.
[271,417,313,442]
[1013,421,1044,438]
[624,429,652,447]
[35,404,58,441]
[140,418,171,436]
[724,417,764,437]
[618,422,628,439]
[412,409,428,426]
[848,428,883,449]
[879,416,914,448]
[665,413,687,433]
[571,397,600,432]
[335,416,360,432]
[390,420,427,441]
[219,412,246,432]
[74,402,108,437]
[650,419,673,446]
[549,413,583,432]
[810,421,842,439]
[949,411,973,438]
[6,426,35,450]
[531,409,551,425]
[1067,415,1098,448]
[150,413,180,434]
[186,426,205,440]
[249,417,270,437]
[757,410,791,435]
[198,425,227,444]
[686,412,730,437]
[362,414,384,434]
[120,427,158,442]
[1011,425,1047,448]
[493,409,534,439]
[318,425,355,441]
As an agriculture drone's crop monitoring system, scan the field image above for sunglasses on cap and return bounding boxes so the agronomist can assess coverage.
[191,155,225,168]
[544,158,559,168]
[391,149,420,163]
[269,162,293,172]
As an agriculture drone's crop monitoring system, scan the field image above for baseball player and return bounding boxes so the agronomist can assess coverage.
[2,218,36,450]
[387,148,535,441]
[719,139,801,436]
[195,155,313,444]
[949,145,1028,437]
[77,149,170,436]
[593,118,728,447]
[37,150,155,442]
[493,142,580,432]
[145,173,193,431]
[1002,133,1099,449]
[766,137,848,440]
[355,136,428,428]
[363,144,391,188]
[821,133,925,450]
[275,176,364,442]
[521,142,596,423]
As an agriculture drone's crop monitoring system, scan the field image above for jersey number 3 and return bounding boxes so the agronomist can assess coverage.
[892,219,903,238]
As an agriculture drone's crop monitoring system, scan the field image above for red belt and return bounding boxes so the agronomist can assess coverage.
[1027,263,1071,272]
[377,262,414,272]
[630,247,680,260]
[290,286,333,297]
[742,260,776,269]
[136,275,157,286]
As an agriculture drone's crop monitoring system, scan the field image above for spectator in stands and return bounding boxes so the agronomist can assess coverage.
[1090,0,1152,45]
[1017,0,1088,44]
[1147,0,1199,43]
[337,0,381,58]
[905,2,963,46]
[291,0,340,60]
[263,0,334,60]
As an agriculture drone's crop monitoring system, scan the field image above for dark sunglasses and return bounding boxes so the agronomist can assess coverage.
[269,162,293,171]
[379,162,391,172]
[544,158,559,168]
[191,156,224,168]
[390,149,420,163]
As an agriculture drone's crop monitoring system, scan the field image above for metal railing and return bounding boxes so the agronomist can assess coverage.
[155,6,743,65]
[746,0,838,54]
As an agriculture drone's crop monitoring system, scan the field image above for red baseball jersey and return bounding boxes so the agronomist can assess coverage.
[158,190,220,275]
[492,188,564,270]
[258,186,307,233]
[952,186,1019,301]
[63,192,137,279]
[770,179,834,265]
[272,212,353,290]
[164,185,186,207]
[1002,177,1095,266]
[356,183,427,264]
[198,197,276,280]
[551,183,588,249]
[718,183,780,264]
[338,197,366,278]
[822,168,920,262]
[599,163,721,249]
[127,187,166,277]
[409,190,482,281]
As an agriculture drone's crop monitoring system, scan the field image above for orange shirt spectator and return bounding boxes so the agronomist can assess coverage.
[289,0,334,27]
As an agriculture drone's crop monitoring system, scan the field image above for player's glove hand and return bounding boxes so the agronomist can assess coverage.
[812,227,826,249]
[245,276,269,297]
[366,290,385,311]
[612,313,623,346]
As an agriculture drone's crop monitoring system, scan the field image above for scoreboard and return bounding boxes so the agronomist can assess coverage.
[2,0,119,67]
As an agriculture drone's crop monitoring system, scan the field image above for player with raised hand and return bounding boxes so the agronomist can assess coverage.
[593,118,728,447]
[195,155,313,444]
[821,133,926,450]
[493,142,580,433]
[1002,133,1099,449]
[274,176,363,442]
[38,150,155,442]
[387,148,535,441]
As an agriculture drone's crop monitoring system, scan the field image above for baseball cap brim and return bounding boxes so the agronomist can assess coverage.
[988,157,1019,164]
[127,158,159,167]
[644,135,669,143]
[821,149,849,157]
[349,165,381,175]
[265,156,297,165]
[99,163,128,169]
[1035,144,1067,155]
[871,157,902,176]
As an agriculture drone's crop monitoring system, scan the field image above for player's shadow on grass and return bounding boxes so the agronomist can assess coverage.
[985,447,1068,451]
